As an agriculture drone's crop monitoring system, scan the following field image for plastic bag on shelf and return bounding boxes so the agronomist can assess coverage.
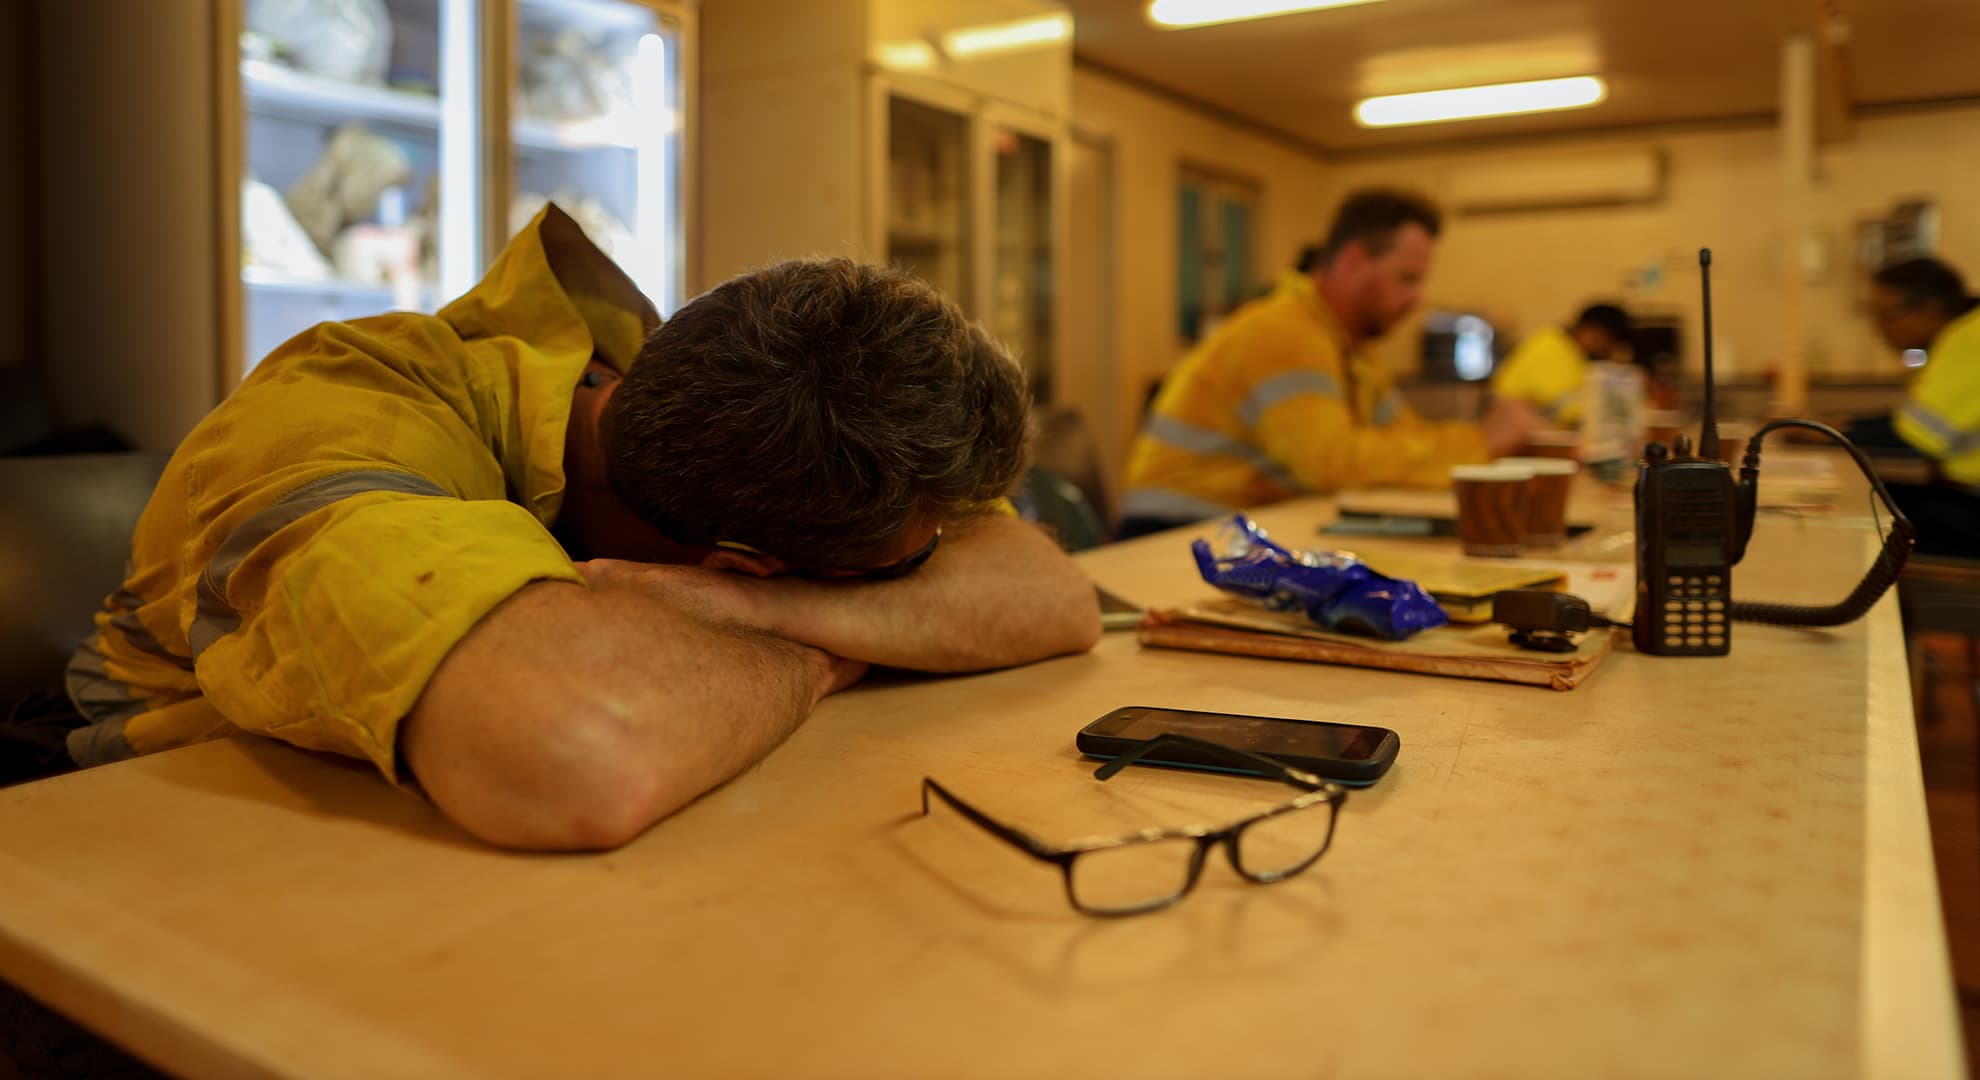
[332,224,422,309]
[286,123,413,255]
[520,27,635,122]
[245,0,392,85]
[241,176,333,281]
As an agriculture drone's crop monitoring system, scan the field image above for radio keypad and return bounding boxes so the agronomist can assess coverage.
[1660,574,1727,653]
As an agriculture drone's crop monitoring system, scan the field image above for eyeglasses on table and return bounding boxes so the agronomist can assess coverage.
[920,733,1348,917]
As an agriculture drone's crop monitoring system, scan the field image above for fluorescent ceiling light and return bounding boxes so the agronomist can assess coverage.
[875,40,938,70]
[1355,76,1605,128]
[1148,0,1387,30]
[1356,35,1597,98]
[944,13,1071,58]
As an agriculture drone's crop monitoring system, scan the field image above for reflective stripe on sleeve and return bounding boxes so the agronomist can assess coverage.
[1142,416,1302,492]
[188,470,452,661]
[64,635,144,765]
[1900,400,1980,456]
[1236,370,1342,430]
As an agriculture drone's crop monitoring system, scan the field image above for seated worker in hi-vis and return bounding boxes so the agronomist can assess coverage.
[1856,256,1980,556]
[1489,302,1635,428]
[1118,189,1546,538]
[23,206,1100,850]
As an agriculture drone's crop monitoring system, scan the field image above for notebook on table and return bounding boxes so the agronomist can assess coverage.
[1324,488,1598,541]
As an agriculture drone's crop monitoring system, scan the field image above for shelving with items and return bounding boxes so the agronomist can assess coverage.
[229,0,690,378]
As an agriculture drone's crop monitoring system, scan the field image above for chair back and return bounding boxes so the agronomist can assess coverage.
[0,453,170,703]
[1032,404,1112,528]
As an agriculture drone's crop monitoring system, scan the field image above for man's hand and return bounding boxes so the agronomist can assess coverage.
[576,559,753,626]
[579,558,873,694]
[588,516,1099,673]
[739,514,1102,672]
[1479,397,1551,458]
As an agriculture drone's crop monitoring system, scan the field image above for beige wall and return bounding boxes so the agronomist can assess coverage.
[1062,71,1980,496]
[0,0,34,371]
[34,0,220,445]
[1068,64,1335,477]
[1323,102,1980,391]
[35,0,221,448]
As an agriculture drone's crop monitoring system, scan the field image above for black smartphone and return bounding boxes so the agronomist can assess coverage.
[1077,706,1400,786]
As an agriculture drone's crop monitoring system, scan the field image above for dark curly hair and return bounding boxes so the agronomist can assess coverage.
[599,258,1032,568]
[1296,188,1443,271]
[1574,303,1633,342]
[1873,257,1976,318]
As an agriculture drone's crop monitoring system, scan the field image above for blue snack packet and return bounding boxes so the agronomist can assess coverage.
[1191,514,1449,641]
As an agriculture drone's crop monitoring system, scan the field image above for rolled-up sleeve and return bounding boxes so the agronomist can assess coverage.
[190,483,582,781]
[159,312,590,781]
[71,203,645,775]
[1248,345,1489,492]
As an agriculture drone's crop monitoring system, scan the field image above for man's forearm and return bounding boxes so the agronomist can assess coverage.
[747,515,1101,671]
[403,580,846,851]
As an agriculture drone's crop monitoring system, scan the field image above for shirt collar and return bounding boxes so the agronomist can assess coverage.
[1275,268,1353,350]
[438,203,660,524]
[440,203,658,373]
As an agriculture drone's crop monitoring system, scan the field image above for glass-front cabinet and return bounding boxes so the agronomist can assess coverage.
[512,0,686,308]
[232,0,690,380]
[876,85,1062,402]
[885,96,973,310]
[991,125,1053,402]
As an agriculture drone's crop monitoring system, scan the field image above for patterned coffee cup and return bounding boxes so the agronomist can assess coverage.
[1452,463,1534,558]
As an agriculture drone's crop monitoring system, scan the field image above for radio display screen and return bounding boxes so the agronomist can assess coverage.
[1666,542,1725,567]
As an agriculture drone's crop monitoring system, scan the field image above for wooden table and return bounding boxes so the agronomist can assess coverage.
[0,497,1963,1079]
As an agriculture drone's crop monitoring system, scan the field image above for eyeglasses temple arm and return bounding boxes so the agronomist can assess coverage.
[1092,733,1326,790]
[920,777,1061,860]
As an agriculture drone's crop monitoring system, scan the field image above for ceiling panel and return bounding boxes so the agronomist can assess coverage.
[1064,0,1980,152]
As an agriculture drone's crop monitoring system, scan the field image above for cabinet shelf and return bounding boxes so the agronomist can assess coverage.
[519,0,656,34]
[513,115,640,154]
[242,60,442,132]
[243,59,642,152]
[243,267,432,307]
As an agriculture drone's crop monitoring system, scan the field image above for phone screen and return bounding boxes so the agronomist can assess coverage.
[1092,708,1384,762]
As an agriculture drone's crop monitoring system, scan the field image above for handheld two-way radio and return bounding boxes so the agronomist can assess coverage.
[1633,250,1743,655]
[1629,248,1918,656]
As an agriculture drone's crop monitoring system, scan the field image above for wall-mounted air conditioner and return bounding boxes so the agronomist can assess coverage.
[1448,146,1666,214]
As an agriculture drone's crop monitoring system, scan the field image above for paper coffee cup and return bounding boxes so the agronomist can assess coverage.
[1452,463,1533,557]
[1495,457,1579,548]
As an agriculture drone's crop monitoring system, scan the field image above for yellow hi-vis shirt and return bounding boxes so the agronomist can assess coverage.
[1120,271,1489,524]
[1491,325,1588,425]
[1896,304,1980,487]
[65,205,655,779]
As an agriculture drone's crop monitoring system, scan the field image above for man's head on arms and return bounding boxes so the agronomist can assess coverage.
[1302,188,1443,342]
[1570,303,1633,361]
[1870,257,1974,353]
[599,258,1031,575]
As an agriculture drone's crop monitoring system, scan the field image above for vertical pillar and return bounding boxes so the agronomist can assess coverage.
[1777,31,1816,414]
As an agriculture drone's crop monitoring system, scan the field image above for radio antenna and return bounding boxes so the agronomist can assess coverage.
[1698,247,1721,460]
